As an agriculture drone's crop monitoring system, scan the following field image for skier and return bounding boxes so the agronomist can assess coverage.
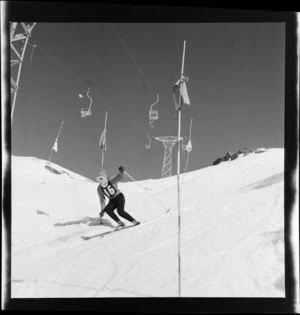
[97,166,140,228]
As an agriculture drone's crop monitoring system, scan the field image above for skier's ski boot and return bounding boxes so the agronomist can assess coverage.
[116,220,125,229]
[132,220,140,226]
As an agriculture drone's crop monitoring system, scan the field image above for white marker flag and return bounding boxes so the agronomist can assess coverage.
[99,129,106,151]
[172,76,190,110]
[52,139,58,152]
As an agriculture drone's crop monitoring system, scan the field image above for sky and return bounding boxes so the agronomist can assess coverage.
[7,5,287,181]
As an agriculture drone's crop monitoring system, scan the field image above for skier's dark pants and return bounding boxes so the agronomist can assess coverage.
[104,193,134,223]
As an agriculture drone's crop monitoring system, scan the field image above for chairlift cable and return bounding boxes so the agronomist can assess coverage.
[109,23,157,96]
[28,42,36,63]
[28,42,146,130]
[109,24,172,114]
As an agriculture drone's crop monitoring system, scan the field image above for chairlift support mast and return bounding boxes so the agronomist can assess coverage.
[150,136,185,178]
[10,22,36,123]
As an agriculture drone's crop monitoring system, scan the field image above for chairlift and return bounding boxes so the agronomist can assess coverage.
[149,110,158,120]
[79,88,93,118]
[149,94,159,126]
[81,108,92,117]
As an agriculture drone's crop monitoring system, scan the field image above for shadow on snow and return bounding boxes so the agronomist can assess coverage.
[53,216,115,228]
[239,172,284,191]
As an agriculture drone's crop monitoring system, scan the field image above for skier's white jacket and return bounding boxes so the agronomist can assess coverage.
[97,171,124,211]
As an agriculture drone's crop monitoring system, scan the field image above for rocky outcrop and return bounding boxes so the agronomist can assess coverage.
[254,148,267,154]
[213,151,233,165]
[212,157,225,166]
[213,147,264,166]
[45,164,63,175]
[224,152,233,161]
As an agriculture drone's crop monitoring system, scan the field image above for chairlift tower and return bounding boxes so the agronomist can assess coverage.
[152,136,185,178]
[10,22,36,123]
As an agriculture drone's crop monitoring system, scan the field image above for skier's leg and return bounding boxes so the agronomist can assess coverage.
[103,201,120,223]
[116,194,135,223]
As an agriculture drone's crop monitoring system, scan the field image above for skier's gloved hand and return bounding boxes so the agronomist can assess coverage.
[99,210,105,218]
[118,166,125,173]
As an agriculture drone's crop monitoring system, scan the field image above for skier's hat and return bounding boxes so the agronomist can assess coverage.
[96,170,108,185]
[98,170,107,178]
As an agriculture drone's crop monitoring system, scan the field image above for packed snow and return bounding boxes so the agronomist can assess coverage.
[9,148,286,297]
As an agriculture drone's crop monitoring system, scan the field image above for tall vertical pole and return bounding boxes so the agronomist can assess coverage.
[101,148,105,170]
[177,40,186,298]
[101,111,108,171]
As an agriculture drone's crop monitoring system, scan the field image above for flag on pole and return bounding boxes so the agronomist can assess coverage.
[52,139,58,152]
[99,111,108,151]
[172,76,190,110]
[99,129,106,151]
[51,121,64,152]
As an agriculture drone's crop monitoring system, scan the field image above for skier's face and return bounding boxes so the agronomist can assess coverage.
[99,176,108,187]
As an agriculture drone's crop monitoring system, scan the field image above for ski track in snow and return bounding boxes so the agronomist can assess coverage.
[10,149,286,297]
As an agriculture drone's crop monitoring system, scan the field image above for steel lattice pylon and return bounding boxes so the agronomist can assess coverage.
[152,136,184,178]
[10,22,36,123]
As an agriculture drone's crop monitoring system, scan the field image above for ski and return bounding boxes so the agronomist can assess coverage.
[81,222,141,240]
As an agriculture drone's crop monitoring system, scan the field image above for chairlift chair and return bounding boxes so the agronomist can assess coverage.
[81,108,92,117]
[149,94,159,126]
[149,109,158,121]
[149,110,158,127]
[79,88,93,118]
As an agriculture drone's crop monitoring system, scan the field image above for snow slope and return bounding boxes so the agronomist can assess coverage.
[10,148,285,297]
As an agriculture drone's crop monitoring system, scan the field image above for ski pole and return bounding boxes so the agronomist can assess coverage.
[124,171,171,213]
